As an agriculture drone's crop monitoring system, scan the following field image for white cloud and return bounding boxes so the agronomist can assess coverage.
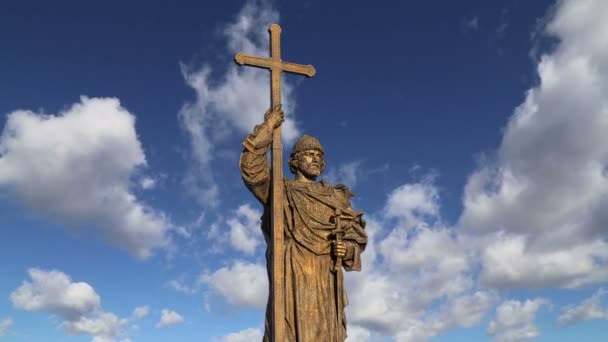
[326,161,363,188]
[480,234,608,289]
[558,288,608,325]
[430,291,497,332]
[205,203,263,255]
[487,298,546,342]
[378,181,475,314]
[338,161,362,187]
[324,161,389,190]
[345,325,371,342]
[0,96,171,258]
[10,268,128,342]
[380,226,468,276]
[346,270,407,335]
[131,306,150,319]
[214,327,263,342]
[347,267,494,341]
[64,312,128,340]
[227,204,263,255]
[0,318,13,337]
[384,179,439,228]
[156,309,184,328]
[200,260,268,309]
[139,176,156,190]
[459,0,608,289]
[178,0,300,207]
[345,179,494,341]
[167,279,197,295]
[10,268,101,320]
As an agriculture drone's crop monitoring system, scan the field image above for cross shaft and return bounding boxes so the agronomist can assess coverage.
[234,23,316,342]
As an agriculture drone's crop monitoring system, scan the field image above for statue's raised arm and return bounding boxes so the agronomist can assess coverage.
[239,106,284,205]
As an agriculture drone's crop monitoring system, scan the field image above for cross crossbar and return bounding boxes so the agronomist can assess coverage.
[235,52,316,77]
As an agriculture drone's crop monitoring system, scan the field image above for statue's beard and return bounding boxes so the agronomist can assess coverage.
[298,162,322,179]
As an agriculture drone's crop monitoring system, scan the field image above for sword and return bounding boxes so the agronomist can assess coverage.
[331,208,346,341]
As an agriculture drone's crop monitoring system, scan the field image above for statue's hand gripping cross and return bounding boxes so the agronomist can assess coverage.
[234,23,315,342]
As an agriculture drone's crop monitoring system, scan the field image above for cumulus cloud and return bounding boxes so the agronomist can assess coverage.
[226,204,263,255]
[10,268,129,342]
[347,272,495,342]
[131,306,150,319]
[558,288,608,325]
[156,309,184,328]
[383,179,440,228]
[10,268,101,320]
[0,96,171,258]
[64,312,128,340]
[178,0,300,207]
[429,291,497,332]
[487,298,546,342]
[480,234,608,289]
[345,325,371,342]
[345,179,494,341]
[459,0,608,289]
[0,318,13,336]
[205,203,263,255]
[200,260,268,309]
[214,327,263,342]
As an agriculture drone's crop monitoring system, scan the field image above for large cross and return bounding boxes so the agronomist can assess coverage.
[234,23,316,341]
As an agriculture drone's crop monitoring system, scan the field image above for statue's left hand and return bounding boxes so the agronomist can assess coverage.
[332,241,347,259]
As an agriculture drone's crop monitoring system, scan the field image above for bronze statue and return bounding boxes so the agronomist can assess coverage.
[236,24,367,341]
[240,107,367,341]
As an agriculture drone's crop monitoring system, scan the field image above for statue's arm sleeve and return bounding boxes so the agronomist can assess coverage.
[342,206,367,272]
[332,187,367,271]
[343,238,365,272]
[239,125,272,205]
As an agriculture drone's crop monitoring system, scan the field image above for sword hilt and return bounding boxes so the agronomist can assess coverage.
[331,209,346,272]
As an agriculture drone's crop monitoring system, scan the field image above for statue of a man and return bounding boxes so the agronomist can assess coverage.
[239,106,367,341]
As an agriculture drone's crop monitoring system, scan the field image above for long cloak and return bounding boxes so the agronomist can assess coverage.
[240,147,367,342]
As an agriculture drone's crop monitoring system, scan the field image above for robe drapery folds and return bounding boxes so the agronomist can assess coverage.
[239,133,367,342]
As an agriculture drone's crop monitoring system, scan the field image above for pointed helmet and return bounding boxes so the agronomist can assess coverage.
[290,134,324,156]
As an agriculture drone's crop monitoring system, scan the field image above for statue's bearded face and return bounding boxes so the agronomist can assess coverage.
[296,149,324,178]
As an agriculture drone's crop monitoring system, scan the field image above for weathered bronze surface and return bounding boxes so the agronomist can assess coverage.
[236,24,367,342]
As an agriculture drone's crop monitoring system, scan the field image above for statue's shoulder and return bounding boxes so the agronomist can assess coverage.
[320,180,355,199]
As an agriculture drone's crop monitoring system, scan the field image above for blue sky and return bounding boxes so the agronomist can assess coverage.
[1,0,607,341]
